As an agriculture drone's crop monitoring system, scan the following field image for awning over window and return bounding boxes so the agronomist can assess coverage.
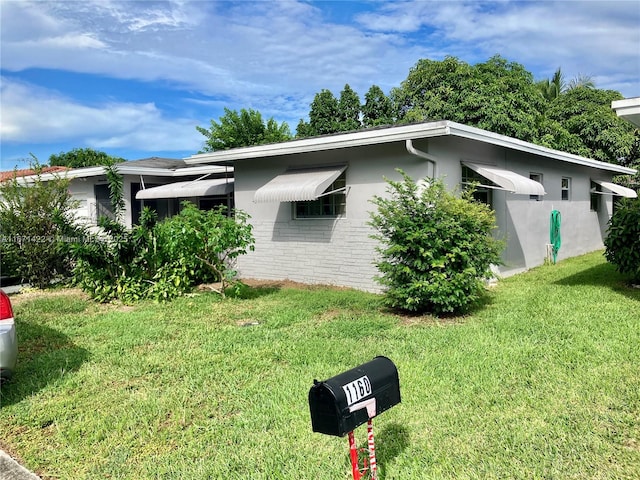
[254,165,346,203]
[462,162,546,196]
[591,179,637,198]
[135,178,234,200]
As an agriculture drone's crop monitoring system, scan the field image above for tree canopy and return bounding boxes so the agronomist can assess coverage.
[391,55,545,142]
[362,85,394,127]
[197,108,291,152]
[49,148,124,168]
[202,55,637,171]
[543,88,634,163]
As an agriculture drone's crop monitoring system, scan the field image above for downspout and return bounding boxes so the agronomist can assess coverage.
[406,139,438,178]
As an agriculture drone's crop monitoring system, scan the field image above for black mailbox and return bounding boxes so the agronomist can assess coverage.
[309,356,400,437]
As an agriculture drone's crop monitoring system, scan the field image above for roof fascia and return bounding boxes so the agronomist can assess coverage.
[446,122,637,175]
[185,119,635,175]
[184,121,451,164]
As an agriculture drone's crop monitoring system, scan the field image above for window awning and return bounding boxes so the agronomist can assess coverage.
[135,178,234,200]
[462,162,546,196]
[591,179,637,198]
[254,165,346,203]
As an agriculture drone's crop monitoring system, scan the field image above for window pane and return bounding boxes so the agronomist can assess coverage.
[294,173,346,218]
[530,173,542,201]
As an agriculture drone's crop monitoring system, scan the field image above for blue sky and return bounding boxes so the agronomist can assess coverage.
[1,0,639,170]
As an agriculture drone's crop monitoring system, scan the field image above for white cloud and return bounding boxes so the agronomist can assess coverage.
[0,77,202,151]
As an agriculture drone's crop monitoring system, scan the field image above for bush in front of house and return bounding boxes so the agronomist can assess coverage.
[0,161,84,289]
[72,203,254,302]
[604,196,640,283]
[369,171,504,315]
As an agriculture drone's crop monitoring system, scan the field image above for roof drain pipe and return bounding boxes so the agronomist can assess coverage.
[406,139,438,179]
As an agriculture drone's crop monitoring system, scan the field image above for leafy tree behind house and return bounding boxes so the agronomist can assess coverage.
[362,85,394,127]
[369,172,504,315]
[338,84,362,131]
[204,56,634,172]
[544,88,636,163]
[197,108,291,152]
[391,55,545,142]
[297,89,341,137]
[49,148,125,168]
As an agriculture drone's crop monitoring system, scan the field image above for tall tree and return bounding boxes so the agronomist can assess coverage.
[197,108,291,152]
[391,55,544,142]
[338,84,362,131]
[544,88,636,163]
[362,85,394,127]
[537,67,565,101]
[307,89,341,136]
[49,148,124,168]
[566,74,595,92]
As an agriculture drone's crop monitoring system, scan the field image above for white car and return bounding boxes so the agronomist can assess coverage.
[0,289,17,382]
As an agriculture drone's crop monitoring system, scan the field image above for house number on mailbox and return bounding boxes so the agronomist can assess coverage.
[342,375,372,406]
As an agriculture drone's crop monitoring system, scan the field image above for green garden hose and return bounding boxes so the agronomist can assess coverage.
[550,210,561,264]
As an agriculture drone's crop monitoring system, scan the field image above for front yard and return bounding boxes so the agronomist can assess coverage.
[0,251,638,479]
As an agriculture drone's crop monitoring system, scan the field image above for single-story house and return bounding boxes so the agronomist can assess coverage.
[185,120,637,292]
[11,158,234,229]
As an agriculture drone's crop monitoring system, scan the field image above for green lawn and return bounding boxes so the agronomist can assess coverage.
[1,251,638,479]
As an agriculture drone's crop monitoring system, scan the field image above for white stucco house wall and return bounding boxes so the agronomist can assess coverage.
[185,120,637,293]
[13,158,234,230]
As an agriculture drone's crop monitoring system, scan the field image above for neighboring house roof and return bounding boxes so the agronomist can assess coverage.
[0,166,69,182]
[184,120,636,175]
[612,97,640,128]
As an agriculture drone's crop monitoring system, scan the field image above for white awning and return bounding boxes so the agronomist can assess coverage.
[592,179,637,198]
[462,162,546,196]
[135,178,234,200]
[254,165,346,203]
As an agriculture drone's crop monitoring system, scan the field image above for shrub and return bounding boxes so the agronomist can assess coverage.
[0,161,84,288]
[155,202,255,297]
[72,203,255,302]
[369,172,504,315]
[604,197,640,283]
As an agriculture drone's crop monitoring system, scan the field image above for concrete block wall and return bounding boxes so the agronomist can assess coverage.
[237,219,383,292]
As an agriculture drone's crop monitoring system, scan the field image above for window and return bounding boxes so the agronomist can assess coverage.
[294,172,346,218]
[561,177,571,201]
[462,165,492,205]
[529,173,543,201]
[590,181,601,211]
[94,184,115,222]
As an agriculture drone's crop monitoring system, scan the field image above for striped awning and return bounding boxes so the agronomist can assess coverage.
[254,165,346,203]
[591,179,637,198]
[136,178,234,200]
[462,162,546,196]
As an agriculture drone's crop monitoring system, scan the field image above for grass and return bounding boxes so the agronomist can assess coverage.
[0,251,639,479]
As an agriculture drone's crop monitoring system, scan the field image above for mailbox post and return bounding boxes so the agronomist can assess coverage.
[309,356,401,479]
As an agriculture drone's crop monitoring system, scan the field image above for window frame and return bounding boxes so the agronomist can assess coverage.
[529,172,543,201]
[293,172,347,219]
[461,165,493,206]
[561,177,571,201]
[590,181,601,212]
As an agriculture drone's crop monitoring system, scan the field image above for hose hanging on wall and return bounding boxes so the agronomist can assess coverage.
[550,210,561,264]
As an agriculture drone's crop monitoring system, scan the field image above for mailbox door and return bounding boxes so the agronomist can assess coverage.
[309,356,400,437]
